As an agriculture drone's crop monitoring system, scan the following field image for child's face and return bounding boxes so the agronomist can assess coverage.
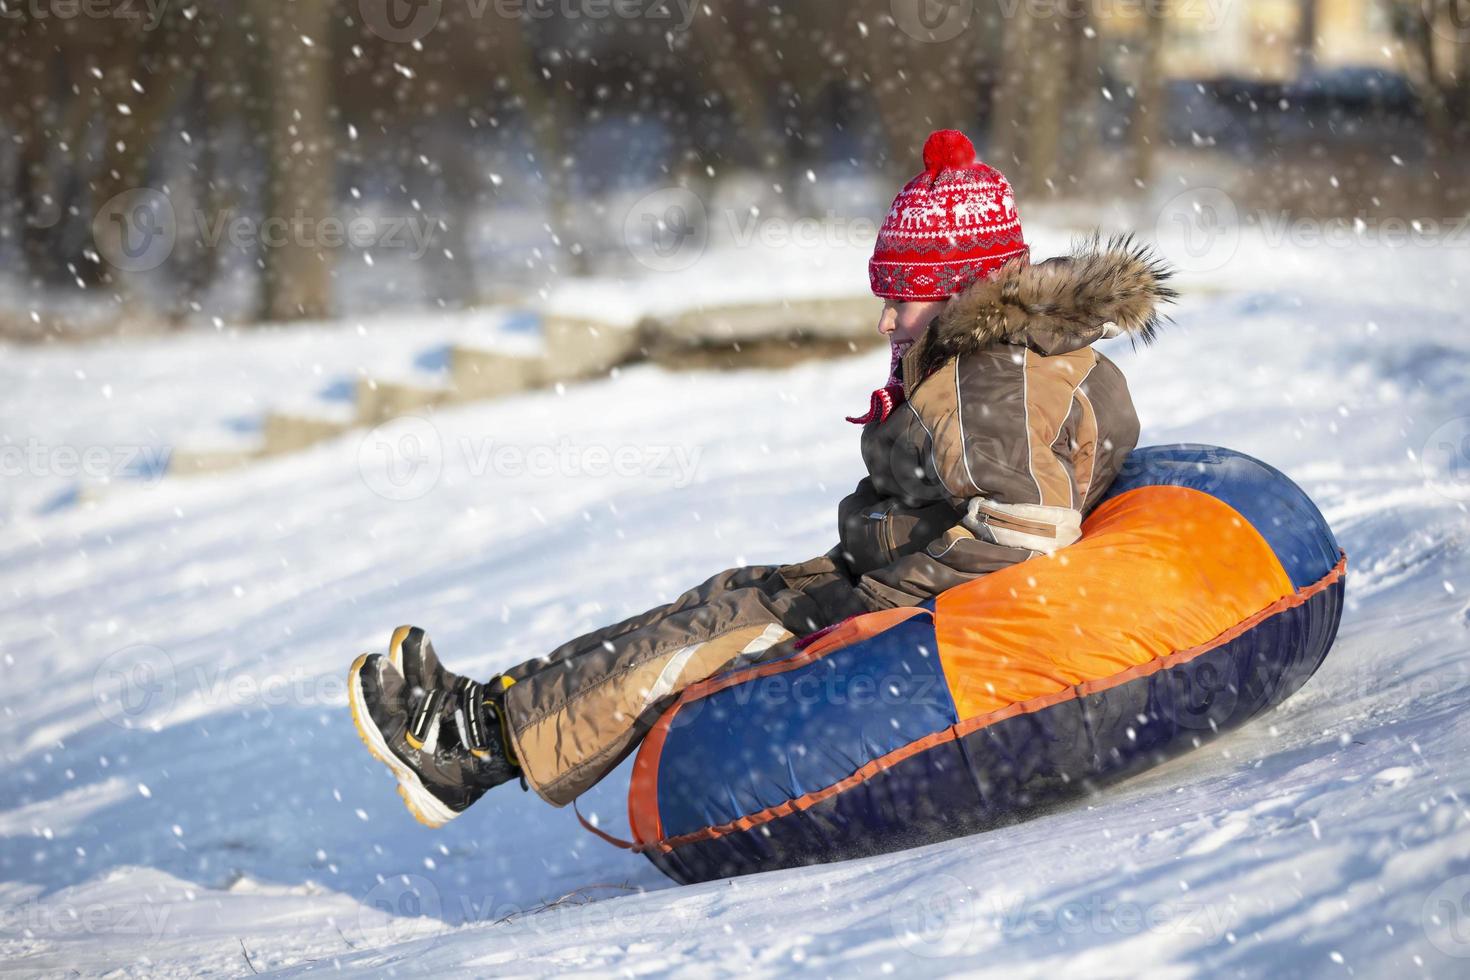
[877,299,947,348]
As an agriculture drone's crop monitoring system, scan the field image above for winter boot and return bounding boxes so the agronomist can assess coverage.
[348,644,518,827]
[387,625,451,698]
[386,625,520,767]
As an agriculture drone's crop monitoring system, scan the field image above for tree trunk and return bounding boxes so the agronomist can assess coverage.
[1065,4,1104,188]
[989,11,1036,182]
[1027,19,1068,197]
[487,21,589,277]
[89,23,198,312]
[690,0,785,170]
[1132,0,1170,191]
[1457,2,1470,150]
[249,0,336,322]
[1297,0,1318,78]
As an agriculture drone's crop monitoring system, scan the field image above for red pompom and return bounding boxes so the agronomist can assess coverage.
[922,129,976,174]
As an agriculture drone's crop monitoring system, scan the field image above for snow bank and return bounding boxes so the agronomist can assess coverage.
[1,233,1468,976]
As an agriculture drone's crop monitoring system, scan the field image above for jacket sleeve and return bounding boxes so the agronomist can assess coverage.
[856,349,1133,610]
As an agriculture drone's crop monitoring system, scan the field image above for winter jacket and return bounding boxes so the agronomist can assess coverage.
[838,236,1175,610]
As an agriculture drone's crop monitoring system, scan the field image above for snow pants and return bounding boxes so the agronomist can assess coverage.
[499,552,870,806]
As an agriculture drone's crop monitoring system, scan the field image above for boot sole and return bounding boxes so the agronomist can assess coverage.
[347,653,459,829]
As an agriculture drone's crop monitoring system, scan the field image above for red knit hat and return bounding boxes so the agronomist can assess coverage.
[868,130,1028,301]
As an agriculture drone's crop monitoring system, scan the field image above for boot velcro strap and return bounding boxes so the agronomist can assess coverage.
[460,679,520,769]
[407,688,442,748]
[460,681,488,751]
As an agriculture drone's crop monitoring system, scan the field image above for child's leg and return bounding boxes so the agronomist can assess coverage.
[505,564,785,685]
[501,554,862,806]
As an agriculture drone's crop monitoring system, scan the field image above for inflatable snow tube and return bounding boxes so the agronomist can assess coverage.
[627,445,1346,884]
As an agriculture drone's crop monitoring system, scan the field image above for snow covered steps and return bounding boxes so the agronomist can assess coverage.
[163,299,876,481]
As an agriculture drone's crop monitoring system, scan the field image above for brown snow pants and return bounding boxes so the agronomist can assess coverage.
[499,552,869,805]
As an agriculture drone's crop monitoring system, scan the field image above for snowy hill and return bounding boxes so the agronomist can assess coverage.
[2,231,1469,977]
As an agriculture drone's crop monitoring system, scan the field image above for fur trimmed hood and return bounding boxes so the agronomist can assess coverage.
[908,234,1177,382]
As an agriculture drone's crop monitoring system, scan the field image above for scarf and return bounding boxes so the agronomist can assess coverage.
[846,342,908,426]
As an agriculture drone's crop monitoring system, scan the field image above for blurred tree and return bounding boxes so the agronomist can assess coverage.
[690,0,787,171]
[1296,0,1319,76]
[990,6,1105,197]
[12,0,1449,334]
[1061,4,1105,190]
[2,22,105,291]
[1026,16,1068,196]
[1386,0,1470,204]
[89,14,201,313]
[989,9,1036,183]
[1131,0,1169,190]
[173,15,251,322]
[490,24,588,276]
[247,0,336,321]
[863,2,991,177]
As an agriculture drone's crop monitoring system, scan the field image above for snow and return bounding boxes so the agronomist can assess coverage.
[2,231,1469,976]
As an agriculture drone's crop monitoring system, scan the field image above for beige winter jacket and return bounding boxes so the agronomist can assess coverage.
[839,236,1175,609]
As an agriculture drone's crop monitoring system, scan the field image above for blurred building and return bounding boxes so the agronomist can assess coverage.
[1102,0,1398,80]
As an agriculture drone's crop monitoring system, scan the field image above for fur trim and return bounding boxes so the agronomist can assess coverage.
[912,233,1177,379]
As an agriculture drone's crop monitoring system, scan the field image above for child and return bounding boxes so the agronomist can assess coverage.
[348,130,1175,826]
